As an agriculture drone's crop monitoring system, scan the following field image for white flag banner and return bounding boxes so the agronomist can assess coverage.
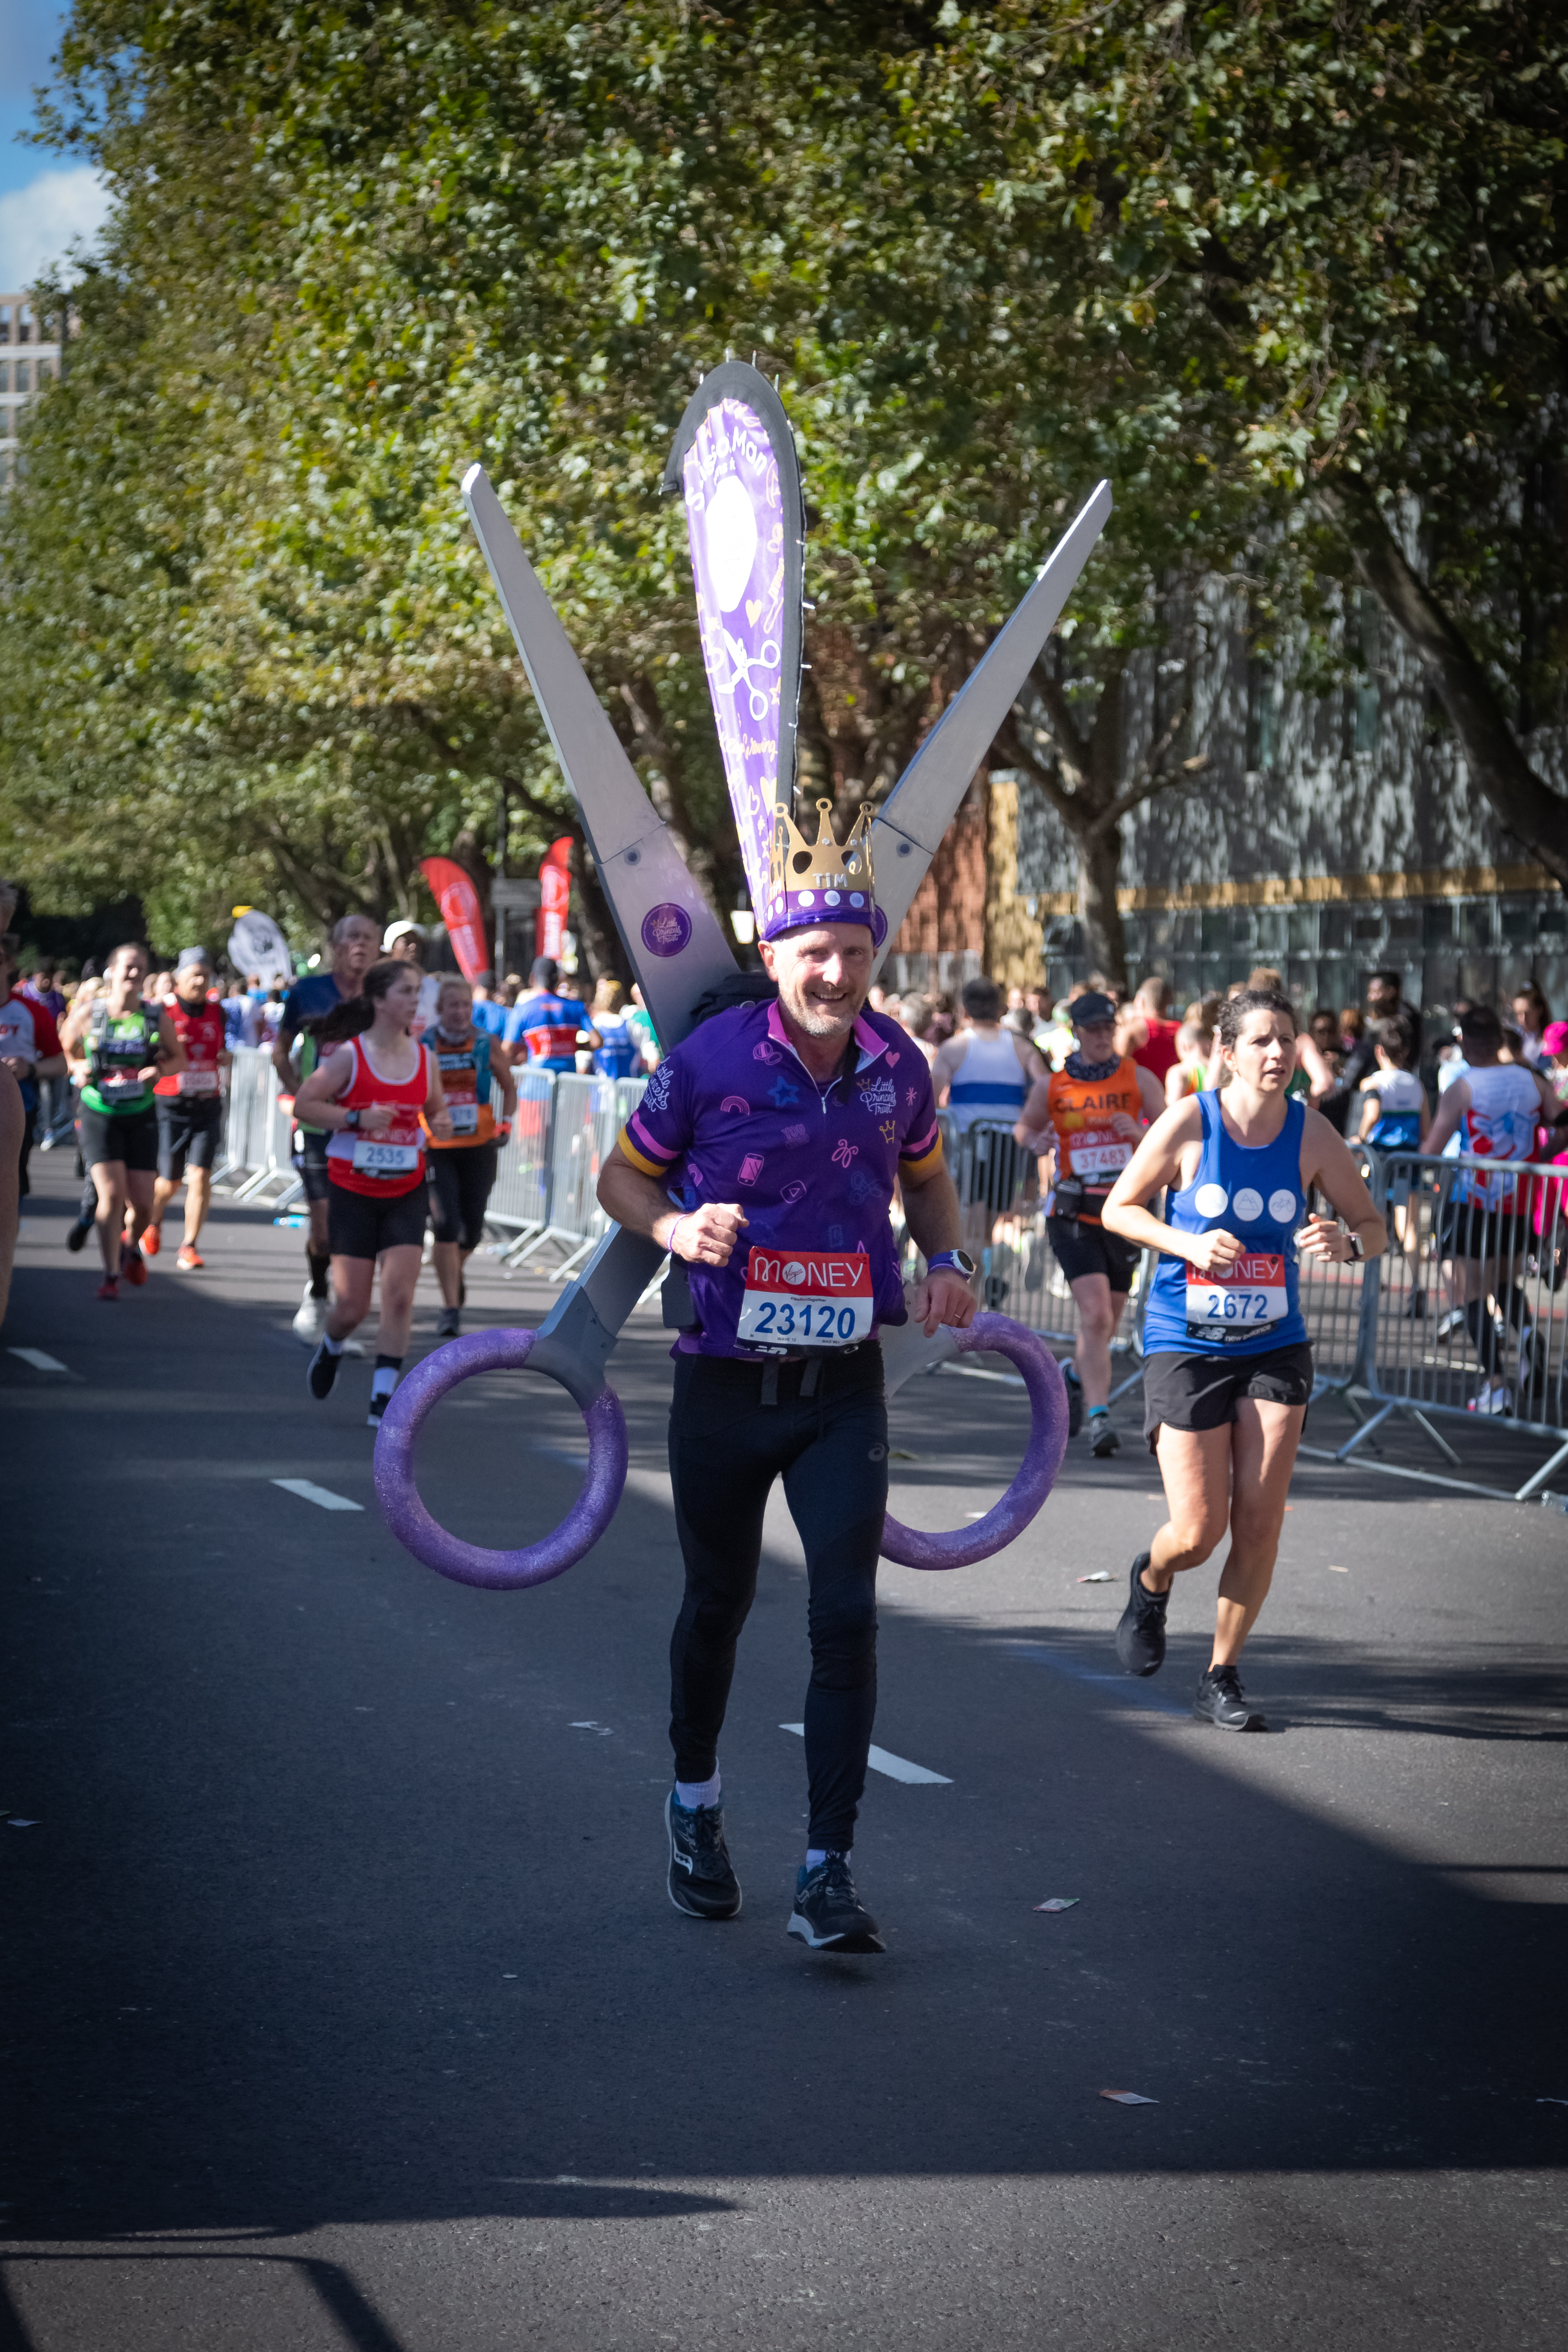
[228,910,291,990]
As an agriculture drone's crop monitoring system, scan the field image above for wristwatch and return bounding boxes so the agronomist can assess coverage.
[342,1108,360,1131]
[927,1249,978,1278]
[1347,1228,1365,1262]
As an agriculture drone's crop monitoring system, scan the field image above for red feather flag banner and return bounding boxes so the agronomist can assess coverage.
[419,856,489,982]
[538,837,572,963]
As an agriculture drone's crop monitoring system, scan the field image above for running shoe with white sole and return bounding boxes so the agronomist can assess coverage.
[1088,1409,1119,1458]
[1193,1663,1265,1731]
[293,1286,329,1343]
[176,1244,203,1270]
[367,1388,394,1432]
[1114,1550,1167,1676]
[1468,1378,1512,1416]
[307,1341,340,1401]
[140,1223,162,1259]
[787,1853,885,1953]
[665,1790,742,1920]
[435,1305,461,1339]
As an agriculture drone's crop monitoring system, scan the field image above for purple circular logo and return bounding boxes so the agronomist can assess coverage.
[641,902,692,958]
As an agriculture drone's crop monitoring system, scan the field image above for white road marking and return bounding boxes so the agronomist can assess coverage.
[271,1478,364,1513]
[9,1347,67,1373]
[780,1724,952,1785]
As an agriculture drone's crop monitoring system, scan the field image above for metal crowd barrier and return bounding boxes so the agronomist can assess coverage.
[212,1046,303,1205]
[900,1119,1151,1398]
[1328,1144,1568,1501]
[486,1070,650,1281]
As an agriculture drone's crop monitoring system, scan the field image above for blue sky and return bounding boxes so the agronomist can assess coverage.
[0,1,111,287]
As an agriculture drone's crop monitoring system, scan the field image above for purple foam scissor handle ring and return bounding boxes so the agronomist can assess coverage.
[880,1313,1070,1570]
[373,1326,628,1590]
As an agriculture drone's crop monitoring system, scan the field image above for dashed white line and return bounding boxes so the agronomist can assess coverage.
[780,1724,952,1785]
[271,1478,364,1513]
[9,1347,67,1373]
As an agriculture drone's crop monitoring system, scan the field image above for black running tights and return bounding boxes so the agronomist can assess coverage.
[667,1346,889,1852]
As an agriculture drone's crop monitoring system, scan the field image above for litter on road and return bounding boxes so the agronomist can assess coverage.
[1034,1898,1079,1912]
[271,1478,365,1513]
[1076,1572,1113,1583]
[1101,2090,1157,2106]
[780,1725,952,1785]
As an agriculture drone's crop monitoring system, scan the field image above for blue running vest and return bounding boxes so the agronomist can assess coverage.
[1142,1091,1309,1357]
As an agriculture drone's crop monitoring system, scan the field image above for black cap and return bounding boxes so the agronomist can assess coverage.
[1070,991,1117,1027]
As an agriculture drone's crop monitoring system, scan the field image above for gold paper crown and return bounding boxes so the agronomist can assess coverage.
[768,797,876,903]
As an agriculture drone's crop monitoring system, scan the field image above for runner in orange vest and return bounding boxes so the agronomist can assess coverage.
[1016,991,1165,1456]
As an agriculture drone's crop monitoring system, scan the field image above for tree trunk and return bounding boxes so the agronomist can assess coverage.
[1318,478,1568,891]
[1076,822,1129,992]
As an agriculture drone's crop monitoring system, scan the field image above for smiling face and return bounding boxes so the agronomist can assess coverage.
[108,945,150,1005]
[759,923,874,1044]
[175,961,213,1006]
[1072,1018,1117,1063]
[1225,1008,1298,1092]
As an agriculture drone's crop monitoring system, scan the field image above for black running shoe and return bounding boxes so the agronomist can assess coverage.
[435,1305,461,1339]
[1060,1360,1084,1439]
[1193,1663,1265,1731]
[367,1388,393,1432]
[1088,1412,1119,1458]
[788,1852,885,1953]
[665,1790,741,1920]
[65,1217,92,1254]
[1114,1551,1168,1676]
[307,1341,340,1401]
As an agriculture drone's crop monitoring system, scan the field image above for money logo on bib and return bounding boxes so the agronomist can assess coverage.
[737,1248,873,1350]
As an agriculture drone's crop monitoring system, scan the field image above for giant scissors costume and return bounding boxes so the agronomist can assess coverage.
[374,363,1110,1587]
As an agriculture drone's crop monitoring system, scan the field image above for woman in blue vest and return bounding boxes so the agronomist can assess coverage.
[1101,986,1385,1730]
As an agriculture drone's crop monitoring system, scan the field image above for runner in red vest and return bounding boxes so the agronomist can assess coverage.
[147,948,230,1269]
[293,960,452,1427]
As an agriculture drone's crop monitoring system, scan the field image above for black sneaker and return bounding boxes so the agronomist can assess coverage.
[665,1790,741,1920]
[1060,1360,1084,1438]
[307,1341,340,1400]
[983,1273,1010,1309]
[65,1217,92,1254]
[367,1387,394,1432]
[787,1852,885,1953]
[1088,1411,1119,1458]
[435,1305,461,1339]
[1193,1663,1265,1731]
[1114,1552,1168,1677]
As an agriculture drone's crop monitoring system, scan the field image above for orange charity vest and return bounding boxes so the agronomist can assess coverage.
[1045,1055,1143,1224]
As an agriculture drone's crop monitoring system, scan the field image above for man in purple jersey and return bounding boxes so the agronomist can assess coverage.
[599,898,976,1956]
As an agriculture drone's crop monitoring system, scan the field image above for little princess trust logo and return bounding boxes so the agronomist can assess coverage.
[641,903,692,958]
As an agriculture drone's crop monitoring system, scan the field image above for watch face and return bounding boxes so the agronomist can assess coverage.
[949,1250,977,1278]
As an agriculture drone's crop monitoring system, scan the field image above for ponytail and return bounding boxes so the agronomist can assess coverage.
[305,958,409,1052]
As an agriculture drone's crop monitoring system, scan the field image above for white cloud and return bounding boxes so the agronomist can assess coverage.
[0,163,112,290]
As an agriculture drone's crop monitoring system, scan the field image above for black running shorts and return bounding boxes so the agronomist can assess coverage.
[298,1127,332,1203]
[1437,1201,1526,1264]
[79,1104,159,1174]
[1047,1214,1142,1294]
[427,1142,499,1252]
[1143,1340,1314,1450]
[327,1179,428,1260]
[953,1124,1029,1214]
[155,1093,224,1182]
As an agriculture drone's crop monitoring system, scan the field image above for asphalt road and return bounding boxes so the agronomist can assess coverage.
[4,1153,1566,2351]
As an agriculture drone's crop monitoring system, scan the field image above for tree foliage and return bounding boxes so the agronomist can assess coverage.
[0,1,1563,975]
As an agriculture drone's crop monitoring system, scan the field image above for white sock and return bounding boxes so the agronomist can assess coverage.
[371,1362,401,1400]
[675,1772,721,1810]
[806,1847,848,1870]
[323,1334,345,1357]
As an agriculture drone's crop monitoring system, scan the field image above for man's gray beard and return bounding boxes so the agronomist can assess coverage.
[784,986,862,1039]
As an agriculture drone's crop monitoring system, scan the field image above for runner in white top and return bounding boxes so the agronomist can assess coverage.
[1421,1002,1566,1415]
[930,977,1048,1305]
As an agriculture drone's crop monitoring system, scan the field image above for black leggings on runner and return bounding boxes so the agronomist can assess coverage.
[668,1344,888,1851]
